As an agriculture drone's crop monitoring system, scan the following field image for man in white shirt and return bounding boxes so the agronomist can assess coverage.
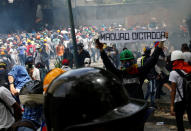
[32,67,41,81]
[25,56,41,81]
[0,86,21,130]
[169,50,191,131]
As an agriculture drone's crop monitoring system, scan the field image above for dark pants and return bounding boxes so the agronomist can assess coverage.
[155,74,168,99]
[174,101,186,131]
[145,79,156,106]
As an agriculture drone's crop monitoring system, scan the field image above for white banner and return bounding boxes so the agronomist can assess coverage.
[99,30,166,43]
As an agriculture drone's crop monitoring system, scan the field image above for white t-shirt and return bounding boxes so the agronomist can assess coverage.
[0,87,16,129]
[33,67,41,81]
[169,70,186,103]
[82,38,89,50]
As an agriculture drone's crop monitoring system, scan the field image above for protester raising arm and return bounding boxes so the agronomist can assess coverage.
[138,41,164,75]
[8,75,18,96]
[95,39,120,77]
[8,65,31,96]
[95,33,168,99]
[95,39,165,78]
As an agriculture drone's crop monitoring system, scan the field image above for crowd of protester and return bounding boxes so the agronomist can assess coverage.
[0,23,191,131]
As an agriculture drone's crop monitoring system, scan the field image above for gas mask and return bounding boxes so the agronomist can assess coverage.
[121,60,134,69]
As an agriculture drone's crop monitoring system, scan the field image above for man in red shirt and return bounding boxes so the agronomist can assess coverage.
[26,40,35,57]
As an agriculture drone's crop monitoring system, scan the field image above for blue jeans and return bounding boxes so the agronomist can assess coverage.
[95,48,100,61]
[19,54,25,66]
[91,48,96,62]
[44,60,50,71]
[145,79,156,106]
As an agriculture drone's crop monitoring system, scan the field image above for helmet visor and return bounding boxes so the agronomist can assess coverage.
[65,99,147,131]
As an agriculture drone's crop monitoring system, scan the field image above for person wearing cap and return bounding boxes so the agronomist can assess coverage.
[0,50,13,72]
[61,59,71,71]
[57,30,61,34]
[169,50,191,131]
[44,67,152,131]
[26,40,36,57]
[96,39,165,99]
[56,41,65,61]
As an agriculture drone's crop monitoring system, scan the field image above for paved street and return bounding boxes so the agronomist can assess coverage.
[143,80,191,130]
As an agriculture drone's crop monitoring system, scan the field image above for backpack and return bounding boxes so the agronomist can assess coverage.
[175,69,191,124]
[0,69,9,89]
[29,47,34,54]
[20,80,43,95]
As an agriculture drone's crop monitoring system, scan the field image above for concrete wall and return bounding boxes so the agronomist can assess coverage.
[52,1,181,28]
[73,3,168,26]
[53,3,152,27]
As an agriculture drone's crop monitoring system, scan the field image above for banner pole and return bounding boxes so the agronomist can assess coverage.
[68,0,79,68]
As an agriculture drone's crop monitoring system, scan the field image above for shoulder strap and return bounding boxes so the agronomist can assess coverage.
[175,69,185,78]
[0,97,14,116]
[175,69,184,101]
[141,56,145,66]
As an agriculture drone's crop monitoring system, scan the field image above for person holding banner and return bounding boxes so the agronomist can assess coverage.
[95,35,167,99]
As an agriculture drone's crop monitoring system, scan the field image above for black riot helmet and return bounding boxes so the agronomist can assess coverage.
[44,67,148,131]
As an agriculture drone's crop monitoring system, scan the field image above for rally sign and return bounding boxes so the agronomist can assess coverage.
[99,30,166,43]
